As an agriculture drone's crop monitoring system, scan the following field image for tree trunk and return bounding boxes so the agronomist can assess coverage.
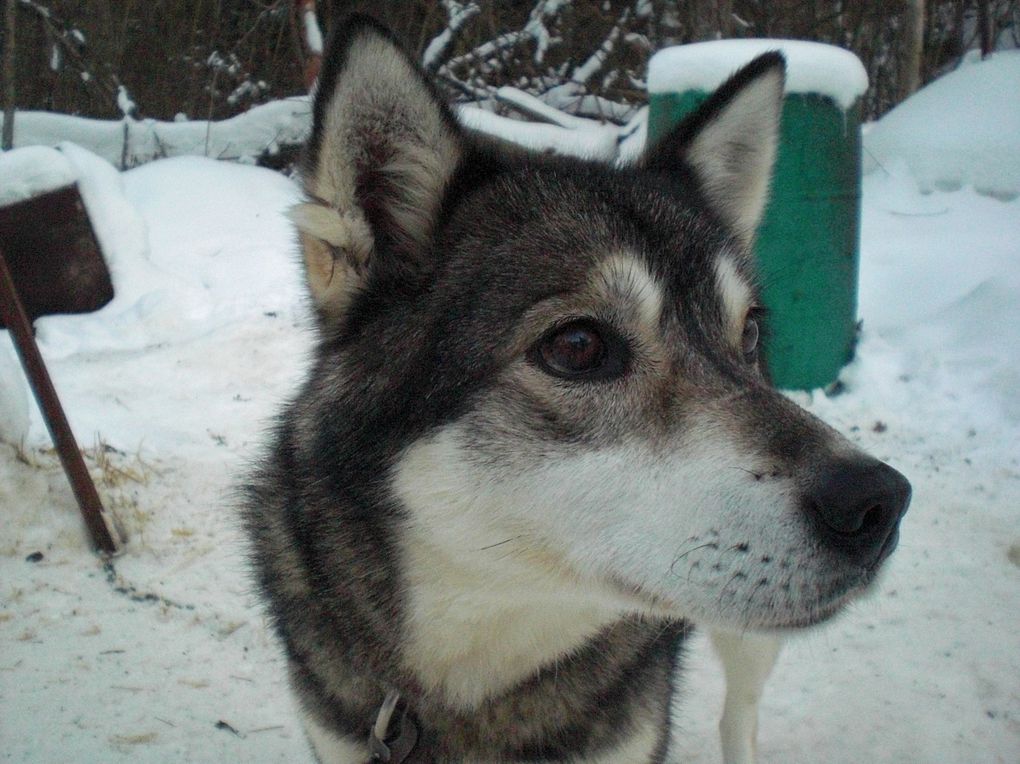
[2,0,16,150]
[898,0,925,101]
[977,0,994,57]
[688,0,733,40]
[715,0,733,38]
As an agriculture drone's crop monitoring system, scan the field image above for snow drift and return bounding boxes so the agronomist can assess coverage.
[864,51,1020,198]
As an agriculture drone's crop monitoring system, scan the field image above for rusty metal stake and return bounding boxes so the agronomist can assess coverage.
[0,244,119,555]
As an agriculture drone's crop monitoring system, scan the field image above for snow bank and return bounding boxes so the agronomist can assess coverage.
[859,163,1020,424]
[33,147,303,360]
[859,161,1020,332]
[648,40,868,109]
[0,146,77,206]
[864,51,1020,197]
[0,144,305,450]
[1,97,312,168]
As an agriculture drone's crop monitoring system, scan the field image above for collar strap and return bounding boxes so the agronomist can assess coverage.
[368,691,419,763]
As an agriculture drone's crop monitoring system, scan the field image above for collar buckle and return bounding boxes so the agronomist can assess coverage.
[368,690,419,763]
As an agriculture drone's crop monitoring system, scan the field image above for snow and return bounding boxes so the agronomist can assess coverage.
[301,7,324,56]
[864,51,1020,198]
[1,96,614,177]
[457,104,620,159]
[423,27,455,70]
[423,2,482,70]
[116,86,137,118]
[1,97,312,168]
[2,60,1020,763]
[648,39,869,110]
[1,148,311,761]
[0,145,77,206]
[495,86,600,130]
[0,335,29,447]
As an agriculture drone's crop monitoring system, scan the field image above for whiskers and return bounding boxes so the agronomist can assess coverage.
[475,533,536,564]
[477,535,526,552]
[668,540,719,578]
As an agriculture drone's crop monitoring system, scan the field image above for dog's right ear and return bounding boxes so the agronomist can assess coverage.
[642,53,785,249]
[290,15,463,323]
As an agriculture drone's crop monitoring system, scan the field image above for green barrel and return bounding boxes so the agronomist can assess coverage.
[647,44,865,390]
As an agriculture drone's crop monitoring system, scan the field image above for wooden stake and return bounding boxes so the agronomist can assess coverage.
[0,244,119,554]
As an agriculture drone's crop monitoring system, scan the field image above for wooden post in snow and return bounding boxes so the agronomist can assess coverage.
[0,183,120,555]
[0,244,119,555]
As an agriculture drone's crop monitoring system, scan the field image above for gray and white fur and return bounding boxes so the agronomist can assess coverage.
[244,15,911,764]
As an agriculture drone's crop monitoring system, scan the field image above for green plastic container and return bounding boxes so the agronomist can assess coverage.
[647,42,866,390]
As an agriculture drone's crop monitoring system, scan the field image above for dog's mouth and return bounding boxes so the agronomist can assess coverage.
[659,550,892,632]
[763,588,859,630]
[872,527,901,569]
[602,518,904,632]
[758,510,906,631]
[623,575,867,632]
[765,549,898,631]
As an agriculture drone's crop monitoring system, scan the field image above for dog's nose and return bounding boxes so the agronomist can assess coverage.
[805,460,911,565]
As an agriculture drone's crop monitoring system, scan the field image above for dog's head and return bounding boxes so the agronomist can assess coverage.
[291,16,910,635]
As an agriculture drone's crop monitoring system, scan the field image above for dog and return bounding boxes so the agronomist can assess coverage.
[244,15,911,763]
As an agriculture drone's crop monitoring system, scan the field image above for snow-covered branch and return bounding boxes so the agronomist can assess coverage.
[423,1,481,72]
[0,97,312,170]
[571,9,630,85]
[437,0,571,77]
[494,86,591,130]
[294,0,323,90]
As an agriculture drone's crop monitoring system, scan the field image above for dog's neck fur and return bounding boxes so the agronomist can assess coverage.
[290,606,688,763]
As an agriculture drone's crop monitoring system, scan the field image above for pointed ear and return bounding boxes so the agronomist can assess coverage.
[644,52,785,247]
[293,15,463,322]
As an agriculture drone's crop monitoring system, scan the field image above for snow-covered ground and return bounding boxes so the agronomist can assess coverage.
[2,54,1019,763]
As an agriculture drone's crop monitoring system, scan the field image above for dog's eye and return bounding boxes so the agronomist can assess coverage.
[532,319,626,380]
[741,311,761,360]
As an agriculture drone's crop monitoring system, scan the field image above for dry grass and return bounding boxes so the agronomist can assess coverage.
[18,435,163,549]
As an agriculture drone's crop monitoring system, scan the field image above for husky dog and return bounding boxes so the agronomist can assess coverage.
[245,15,911,764]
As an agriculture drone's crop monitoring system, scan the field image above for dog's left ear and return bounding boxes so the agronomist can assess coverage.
[643,53,785,247]
[290,15,464,323]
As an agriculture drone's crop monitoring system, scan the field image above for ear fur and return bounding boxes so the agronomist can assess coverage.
[294,15,464,322]
[644,53,786,247]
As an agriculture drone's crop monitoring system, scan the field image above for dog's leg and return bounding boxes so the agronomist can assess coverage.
[710,630,782,764]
